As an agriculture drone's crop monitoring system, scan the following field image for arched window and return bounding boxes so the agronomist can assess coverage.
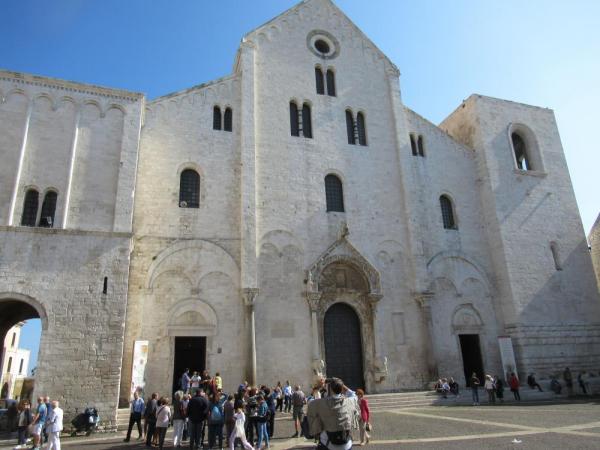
[290,101,299,137]
[417,135,425,156]
[39,191,57,228]
[326,69,336,96]
[315,67,325,95]
[440,195,456,230]
[213,106,222,130]
[325,174,344,212]
[223,107,232,132]
[179,169,200,208]
[21,189,39,227]
[511,132,531,170]
[357,112,367,146]
[346,110,355,145]
[302,103,312,138]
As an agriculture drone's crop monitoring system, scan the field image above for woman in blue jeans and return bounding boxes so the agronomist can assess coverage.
[256,395,270,449]
[470,372,481,405]
[208,392,227,449]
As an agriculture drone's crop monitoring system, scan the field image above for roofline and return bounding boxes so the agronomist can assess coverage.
[149,73,239,104]
[0,69,144,102]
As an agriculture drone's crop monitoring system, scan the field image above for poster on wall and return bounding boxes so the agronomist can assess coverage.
[498,336,518,381]
[131,340,149,398]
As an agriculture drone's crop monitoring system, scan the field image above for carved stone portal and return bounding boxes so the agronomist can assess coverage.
[304,234,388,391]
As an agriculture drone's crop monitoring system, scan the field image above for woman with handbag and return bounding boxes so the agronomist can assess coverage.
[357,389,370,445]
[155,397,172,450]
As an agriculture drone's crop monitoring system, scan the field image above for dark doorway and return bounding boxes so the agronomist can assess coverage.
[172,337,206,394]
[459,334,484,387]
[324,303,365,390]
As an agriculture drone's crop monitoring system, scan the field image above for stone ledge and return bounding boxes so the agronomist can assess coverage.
[0,225,132,239]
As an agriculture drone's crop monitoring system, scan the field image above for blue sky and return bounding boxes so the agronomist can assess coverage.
[2,0,600,363]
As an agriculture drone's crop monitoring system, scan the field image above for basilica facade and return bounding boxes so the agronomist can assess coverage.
[1,0,599,428]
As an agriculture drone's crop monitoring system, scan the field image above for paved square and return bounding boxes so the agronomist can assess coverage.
[3,401,600,449]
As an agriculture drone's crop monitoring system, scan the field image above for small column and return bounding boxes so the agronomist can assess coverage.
[305,291,325,382]
[415,291,437,378]
[8,100,33,225]
[242,288,259,385]
[368,293,388,383]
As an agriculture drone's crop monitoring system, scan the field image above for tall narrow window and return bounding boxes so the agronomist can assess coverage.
[326,69,336,96]
[410,134,418,156]
[103,276,108,294]
[325,174,344,212]
[417,135,425,156]
[440,195,456,230]
[224,107,232,132]
[290,102,299,137]
[11,333,16,347]
[213,106,222,130]
[21,189,39,227]
[39,191,57,228]
[302,103,312,138]
[7,357,12,373]
[19,359,24,375]
[511,132,531,170]
[179,169,200,208]
[315,67,325,95]
[550,242,562,271]
[346,110,355,145]
[357,112,367,146]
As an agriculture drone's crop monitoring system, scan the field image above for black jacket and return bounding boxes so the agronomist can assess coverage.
[187,395,209,423]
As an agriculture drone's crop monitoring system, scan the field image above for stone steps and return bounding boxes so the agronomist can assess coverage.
[116,408,130,431]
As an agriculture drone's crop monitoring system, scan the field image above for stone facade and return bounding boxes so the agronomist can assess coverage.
[1,0,599,427]
[590,214,600,291]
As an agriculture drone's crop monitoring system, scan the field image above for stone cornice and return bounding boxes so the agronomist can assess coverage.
[0,225,132,239]
[0,70,144,102]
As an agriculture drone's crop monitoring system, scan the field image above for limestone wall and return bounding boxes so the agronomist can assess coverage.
[590,214,600,291]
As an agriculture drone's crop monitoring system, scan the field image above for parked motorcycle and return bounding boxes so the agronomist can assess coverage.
[70,407,99,436]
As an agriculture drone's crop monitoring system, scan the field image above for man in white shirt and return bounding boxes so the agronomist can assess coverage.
[45,400,63,450]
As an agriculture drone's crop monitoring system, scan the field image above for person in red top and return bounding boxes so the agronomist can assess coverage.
[509,372,521,401]
[357,388,370,445]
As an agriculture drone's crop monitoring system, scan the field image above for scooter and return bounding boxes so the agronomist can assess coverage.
[70,407,99,436]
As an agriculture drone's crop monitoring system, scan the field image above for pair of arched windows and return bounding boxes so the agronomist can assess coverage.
[345,110,367,146]
[410,133,425,157]
[21,189,57,228]
[290,101,312,138]
[315,67,336,97]
[439,195,457,230]
[179,169,200,208]
[213,106,232,132]
[325,174,344,212]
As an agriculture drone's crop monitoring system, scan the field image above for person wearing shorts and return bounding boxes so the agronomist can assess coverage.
[32,396,47,450]
[291,385,306,438]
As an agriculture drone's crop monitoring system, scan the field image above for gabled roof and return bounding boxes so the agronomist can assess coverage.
[234,0,399,75]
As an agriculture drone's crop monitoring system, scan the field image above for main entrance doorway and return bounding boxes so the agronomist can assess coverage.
[459,334,484,387]
[172,337,206,394]
[324,303,365,390]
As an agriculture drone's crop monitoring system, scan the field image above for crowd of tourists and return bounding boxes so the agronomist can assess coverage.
[434,367,593,405]
[123,370,371,449]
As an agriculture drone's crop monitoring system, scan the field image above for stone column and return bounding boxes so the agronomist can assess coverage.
[368,293,388,383]
[305,291,325,382]
[242,288,259,385]
[415,291,437,378]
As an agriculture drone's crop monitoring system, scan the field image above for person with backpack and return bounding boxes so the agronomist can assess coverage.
[255,394,270,449]
[208,391,227,449]
[263,387,277,438]
[172,391,186,448]
[291,385,306,438]
[155,397,172,450]
[307,377,359,450]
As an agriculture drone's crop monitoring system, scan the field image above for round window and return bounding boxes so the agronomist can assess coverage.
[314,39,330,54]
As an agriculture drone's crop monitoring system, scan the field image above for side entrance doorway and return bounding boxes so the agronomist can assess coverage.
[172,336,206,394]
[324,303,365,390]
[459,334,484,387]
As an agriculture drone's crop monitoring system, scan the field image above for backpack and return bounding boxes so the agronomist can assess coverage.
[209,404,223,423]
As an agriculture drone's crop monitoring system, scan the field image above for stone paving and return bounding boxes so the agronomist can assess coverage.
[3,401,600,449]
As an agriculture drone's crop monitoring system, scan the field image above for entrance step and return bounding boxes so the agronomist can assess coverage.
[116,408,130,431]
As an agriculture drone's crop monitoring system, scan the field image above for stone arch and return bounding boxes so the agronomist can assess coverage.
[167,298,218,337]
[452,303,484,334]
[0,292,48,331]
[427,251,491,296]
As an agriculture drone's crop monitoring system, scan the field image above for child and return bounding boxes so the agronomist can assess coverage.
[229,406,254,450]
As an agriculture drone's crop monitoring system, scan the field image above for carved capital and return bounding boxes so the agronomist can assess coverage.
[413,291,435,309]
[242,288,259,308]
[305,292,322,312]
[367,293,383,305]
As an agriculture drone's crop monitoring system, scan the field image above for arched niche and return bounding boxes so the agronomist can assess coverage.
[167,298,218,337]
